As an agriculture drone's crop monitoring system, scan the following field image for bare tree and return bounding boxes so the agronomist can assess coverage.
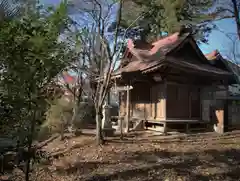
[66,0,148,144]
[214,0,240,39]
[226,37,240,63]
[66,0,152,144]
[213,24,240,63]
[231,0,240,39]
[61,49,86,131]
[82,0,123,144]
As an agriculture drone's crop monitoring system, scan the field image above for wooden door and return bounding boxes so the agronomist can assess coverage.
[166,84,178,118]
[156,84,165,119]
[166,84,189,118]
[190,88,200,118]
[178,86,189,118]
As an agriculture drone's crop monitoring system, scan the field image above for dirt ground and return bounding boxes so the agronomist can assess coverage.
[13,130,240,181]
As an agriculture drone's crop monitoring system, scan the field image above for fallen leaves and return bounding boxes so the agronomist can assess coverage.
[14,130,240,181]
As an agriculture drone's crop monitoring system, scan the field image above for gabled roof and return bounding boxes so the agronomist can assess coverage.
[114,30,232,78]
[204,50,240,84]
[115,32,189,75]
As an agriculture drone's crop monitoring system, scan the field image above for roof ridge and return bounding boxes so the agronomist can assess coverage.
[151,32,180,45]
[125,32,190,61]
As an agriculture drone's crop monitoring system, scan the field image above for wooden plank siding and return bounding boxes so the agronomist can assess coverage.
[191,87,201,118]
[150,84,166,119]
[126,82,166,121]
[228,103,240,127]
[166,84,201,120]
[119,82,202,122]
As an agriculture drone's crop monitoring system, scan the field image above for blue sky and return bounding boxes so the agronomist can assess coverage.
[40,0,60,5]
[40,0,239,63]
[199,18,239,62]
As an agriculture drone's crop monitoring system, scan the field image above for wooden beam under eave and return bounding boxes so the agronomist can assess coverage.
[166,81,211,88]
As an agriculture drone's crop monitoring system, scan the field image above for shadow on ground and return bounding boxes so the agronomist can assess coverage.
[106,131,240,145]
[54,148,240,181]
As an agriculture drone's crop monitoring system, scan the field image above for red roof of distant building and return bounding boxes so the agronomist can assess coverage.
[62,71,76,84]
[204,50,220,60]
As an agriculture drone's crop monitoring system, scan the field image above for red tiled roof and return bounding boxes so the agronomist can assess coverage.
[114,32,190,76]
[113,33,232,78]
[126,32,188,61]
[114,58,164,75]
[114,57,232,77]
[150,32,180,54]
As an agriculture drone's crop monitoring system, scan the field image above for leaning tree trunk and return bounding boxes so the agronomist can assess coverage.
[95,110,104,145]
[68,95,81,134]
[60,112,65,140]
[25,109,36,181]
[68,104,78,133]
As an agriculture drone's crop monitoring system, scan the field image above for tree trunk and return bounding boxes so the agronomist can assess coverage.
[96,111,104,145]
[107,92,110,104]
[60,113,65,140]
[25,110,36,181]
[25,154,31,181]
[68,102,78,134]
[231,0,240,39]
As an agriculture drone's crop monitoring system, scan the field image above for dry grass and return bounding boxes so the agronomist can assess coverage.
[11,130,240,181]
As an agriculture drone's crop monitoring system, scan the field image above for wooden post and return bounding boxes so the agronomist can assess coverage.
[163,81,167,119]
[163,122,167,135]
[224,84,229,132]
[115,85,133,133]
[120,117,123,139]
[199,87,202,121]
[189,90,192,119]
[224,99,228,132]
[186,123,190,133]
[125,86,130,133]
[118,92,124,139]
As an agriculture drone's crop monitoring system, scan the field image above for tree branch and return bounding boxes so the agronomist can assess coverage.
[112,0,123,54]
